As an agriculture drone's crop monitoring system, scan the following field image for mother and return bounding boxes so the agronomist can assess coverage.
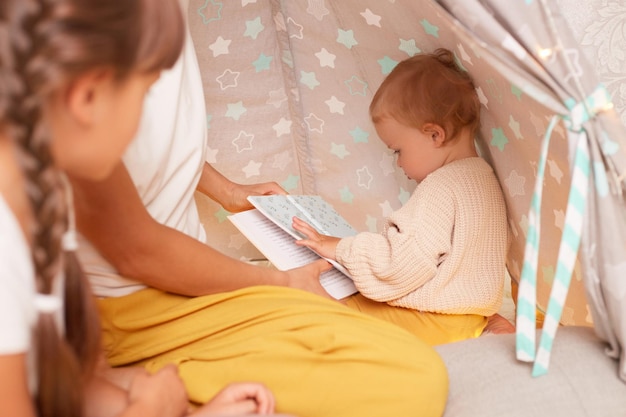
[69,1,448,416]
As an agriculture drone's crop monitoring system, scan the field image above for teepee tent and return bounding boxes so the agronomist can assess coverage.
[437,0,626,380]
[188,0,626,380]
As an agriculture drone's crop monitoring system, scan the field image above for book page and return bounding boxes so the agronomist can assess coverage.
[228,209,358,299]
[247,195,357,279]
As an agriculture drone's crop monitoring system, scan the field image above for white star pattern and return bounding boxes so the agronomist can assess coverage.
[232,131,254,153]
[330,142,350,159]
[267,88,287,108]
[304,113,324,133]
[458,43,473,66]
[315,48,336,68]
[325,96,345,114]
[366,215,378,233]
[209,36,231,57]
[306,0,329,21]
[361,9,381,27]
[216,69,239,90]
[553,208,565,231]
[272,151,292,171]
[287,17,304,39]
[379,200,393,217]
[242,160,262,178]
[504,170,525,197]
[228,233,248,250]
[509,115,522,139]
[357,166,373,189]
[225,101,247,120]
[547,159,564,184]
[273,117,292,137]
[310,157,329,173]
[379,152,395,176]
[519,214,529,239]
[530,112,545,136]
[476,86,488,109]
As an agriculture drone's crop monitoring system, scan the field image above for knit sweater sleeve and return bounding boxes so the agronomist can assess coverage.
[336,178,455,302]
[336,158,509,315]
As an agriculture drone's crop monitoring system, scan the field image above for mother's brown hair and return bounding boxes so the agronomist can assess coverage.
[0,0,184,415]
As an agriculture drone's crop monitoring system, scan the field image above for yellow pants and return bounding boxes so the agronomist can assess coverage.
[345,293,488,346]
[98,285,447,417]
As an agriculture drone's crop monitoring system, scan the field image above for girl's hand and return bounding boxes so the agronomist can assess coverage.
[291,217,340,260]
[191,382,275,416]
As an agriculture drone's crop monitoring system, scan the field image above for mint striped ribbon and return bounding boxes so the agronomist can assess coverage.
[515,85,609,376]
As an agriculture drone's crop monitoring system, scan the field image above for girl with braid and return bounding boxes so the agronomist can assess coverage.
[0,0,276,416]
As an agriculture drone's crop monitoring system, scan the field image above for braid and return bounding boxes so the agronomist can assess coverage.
[1,0,184,413]
[3,1,99,416]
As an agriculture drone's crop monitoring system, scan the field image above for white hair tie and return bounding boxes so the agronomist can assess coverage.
[60,172,78,252]
[35,294,62,314]
[62,228,78,251]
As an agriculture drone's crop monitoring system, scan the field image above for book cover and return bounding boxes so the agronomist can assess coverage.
[228,195,358,299]
[247,195,357,239]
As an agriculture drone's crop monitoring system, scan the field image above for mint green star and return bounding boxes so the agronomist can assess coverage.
[399,38,421,56]
[340,186,354,204]
[490,127,509,151]
[378,56,398,75]
[214,207,230,223]
[300,71,320,89]
[197,0,223,24]
[511,84,523,100]
[225,101,247,120]
[281,174,300,192]
[344,75,368,96]
[398,187,411,205]
[330,142,350,159]
[206,114,212,130]
[420,19,439,38]
[337,29,358,49]
[350,127,369,143]
[253,53,273,72]
[244,17,264,39]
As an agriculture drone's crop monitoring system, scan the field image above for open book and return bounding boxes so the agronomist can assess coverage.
[228,195,358,299]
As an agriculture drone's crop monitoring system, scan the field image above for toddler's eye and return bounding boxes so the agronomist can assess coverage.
[393,150,400,155]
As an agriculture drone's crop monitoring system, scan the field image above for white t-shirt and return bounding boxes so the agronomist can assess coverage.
[79,0,209,297]
[0,194,37,392]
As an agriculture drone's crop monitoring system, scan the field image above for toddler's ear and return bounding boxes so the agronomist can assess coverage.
[422,123,446,147]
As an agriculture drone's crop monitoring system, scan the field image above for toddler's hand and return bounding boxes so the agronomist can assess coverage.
[191,382,275,416]
[292,217,340,260]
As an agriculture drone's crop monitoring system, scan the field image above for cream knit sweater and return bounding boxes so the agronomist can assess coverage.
[336,157,508,316]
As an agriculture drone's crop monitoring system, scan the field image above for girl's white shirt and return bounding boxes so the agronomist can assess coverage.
[0,194,37,392]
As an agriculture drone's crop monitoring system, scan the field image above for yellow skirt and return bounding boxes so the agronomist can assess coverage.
[345,293,488,346]
[97,285,447,417]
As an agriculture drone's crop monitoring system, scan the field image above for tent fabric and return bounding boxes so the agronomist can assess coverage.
[187,0,626,380]
[437,0,626,379]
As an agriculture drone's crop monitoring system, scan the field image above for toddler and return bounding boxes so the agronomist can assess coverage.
[293,48,509,345]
